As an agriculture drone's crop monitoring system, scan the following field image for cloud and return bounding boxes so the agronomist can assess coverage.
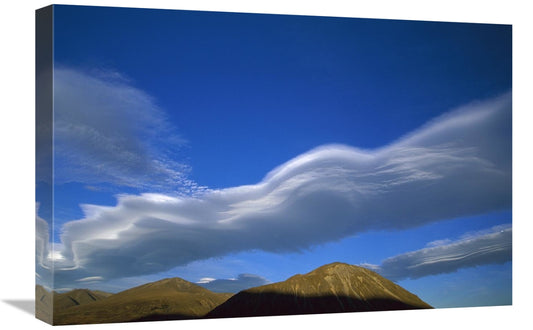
[36,203,54,288]
[35,204,49,268]
[196,274,270,293]
[365,225,512,281]
[51,67,202,193]
[50,92,511,288]
[76,276,104,283]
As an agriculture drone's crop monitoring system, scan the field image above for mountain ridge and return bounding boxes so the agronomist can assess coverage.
[52,277,232,325]
[54,288,113,310]
[208,262,432,318]
[41,262,432,325]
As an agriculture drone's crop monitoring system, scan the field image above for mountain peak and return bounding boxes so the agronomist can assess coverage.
[53,276,232,325]
[208,263,432,318]
[50,263,432,324]
[117,276,207,296]
[310,261,360,273]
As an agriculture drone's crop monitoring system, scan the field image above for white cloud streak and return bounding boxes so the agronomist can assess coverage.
[44,92,510,288]
[366,225,512,281]
[76,276,104,283]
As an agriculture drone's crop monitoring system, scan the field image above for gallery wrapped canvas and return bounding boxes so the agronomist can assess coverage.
[35,4,512,325]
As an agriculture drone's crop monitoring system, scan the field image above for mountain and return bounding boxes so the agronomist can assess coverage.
[44,262,432,325]
[53,277,233,325]
[35,285,53,324]
[208,262,432,318]
[35,285,113,324]
[54,288,113,311]
[35,285,112,323]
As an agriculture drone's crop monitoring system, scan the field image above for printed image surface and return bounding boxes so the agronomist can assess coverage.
[35,5,512,324]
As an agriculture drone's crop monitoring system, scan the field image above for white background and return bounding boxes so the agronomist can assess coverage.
[1,1,531,329]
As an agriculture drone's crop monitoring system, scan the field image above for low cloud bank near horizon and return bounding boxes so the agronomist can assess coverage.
[363,224,512,281]
[36,92,512,288]
[196,274,270,293]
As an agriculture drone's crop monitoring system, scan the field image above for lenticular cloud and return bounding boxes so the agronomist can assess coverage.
[47,92,511,287]
[367,225,512,281]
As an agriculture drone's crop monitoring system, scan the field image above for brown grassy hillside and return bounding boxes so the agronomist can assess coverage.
[53,277,232,325]
[208,262,432,318]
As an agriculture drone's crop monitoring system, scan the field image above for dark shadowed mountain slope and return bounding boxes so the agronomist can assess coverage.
[53,277,232,325]
[208,262,432,318]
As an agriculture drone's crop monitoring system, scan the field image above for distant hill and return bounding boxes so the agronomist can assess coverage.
[41,262,432,325]
[35,285,52,324]
[53,277,233,325]
[35,285,113,324]
[208,262,432,318]
[54,288,113,310]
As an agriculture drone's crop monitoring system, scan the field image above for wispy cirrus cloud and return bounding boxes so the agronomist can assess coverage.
[51,67,203,194]
[40,92,510,288]
[363,224,512,281]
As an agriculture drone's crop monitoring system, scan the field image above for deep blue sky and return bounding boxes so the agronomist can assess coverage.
[38,5,512,308]
[53,5,511,188]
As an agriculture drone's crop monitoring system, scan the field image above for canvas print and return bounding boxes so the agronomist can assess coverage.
[35,4,512,325]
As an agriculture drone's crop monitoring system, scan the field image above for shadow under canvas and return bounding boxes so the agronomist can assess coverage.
[3,299,35,316]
